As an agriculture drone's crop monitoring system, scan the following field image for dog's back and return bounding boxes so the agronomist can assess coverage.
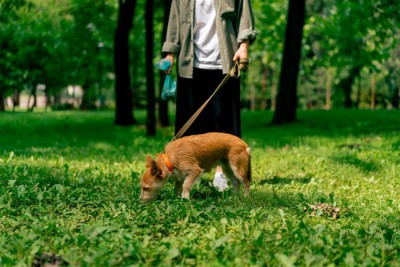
[165,132,251,194]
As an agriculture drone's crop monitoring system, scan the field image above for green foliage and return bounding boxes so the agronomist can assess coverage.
[1,0,399,110]
[309,0,398,71]
[248,0,400,110]
[299,0,400,108]
[0,110,399,265]
[67,0,116,86]
[0,0,117,106]
[245,0,287,105]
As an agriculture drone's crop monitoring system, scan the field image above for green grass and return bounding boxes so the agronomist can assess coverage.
[0,109,399,266]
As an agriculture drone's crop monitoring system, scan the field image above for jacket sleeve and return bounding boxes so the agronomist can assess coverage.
[236,0,257,45]
[162,0,181,54]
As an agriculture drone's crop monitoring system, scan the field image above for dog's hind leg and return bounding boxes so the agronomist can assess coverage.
[222,165,239,192]
[228,149,251,196]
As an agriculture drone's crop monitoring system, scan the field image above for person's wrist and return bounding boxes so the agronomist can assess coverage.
[240,40,249,49]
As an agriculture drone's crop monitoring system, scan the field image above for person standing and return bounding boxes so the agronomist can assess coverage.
[162,0,256,191]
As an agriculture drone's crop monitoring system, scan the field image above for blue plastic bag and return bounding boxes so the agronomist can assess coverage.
[155,59,176,100]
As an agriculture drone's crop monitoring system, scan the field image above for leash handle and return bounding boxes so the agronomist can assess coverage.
[172,60,247,141]
[238,58,249,71]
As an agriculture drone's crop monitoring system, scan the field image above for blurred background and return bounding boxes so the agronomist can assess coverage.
[0,0,399,127]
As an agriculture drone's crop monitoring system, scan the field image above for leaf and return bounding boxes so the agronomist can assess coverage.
[90,226,115,239]
[278,209,286,226]
[220,218,228,225]
[344,252,355,266]
[8,179,16,187]
[213,235,230,248]
[275,253,297,267]
[17,185,26,198]
[53,184,65,194]
[253,230,262,240]
[141,235,150,248]
[37,191,44,202]
[164,248,180,261]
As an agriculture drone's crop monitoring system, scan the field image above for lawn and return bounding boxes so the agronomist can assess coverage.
[0,109,399,266]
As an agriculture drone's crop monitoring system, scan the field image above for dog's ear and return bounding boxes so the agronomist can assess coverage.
[150,160,162,177]
[146,156,153,168]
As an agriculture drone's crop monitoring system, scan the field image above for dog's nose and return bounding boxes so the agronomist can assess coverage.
[139,193,152,202]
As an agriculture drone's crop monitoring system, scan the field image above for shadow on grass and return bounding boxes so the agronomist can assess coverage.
[332,155,381,173]
[0,161,337,227]
[243,110,400,148]
[248,190,305,209]
[257,176,312,185]
[0,111,170,163]
[156,178,312,212]
[391,139,400,153]
[1,110,399,163]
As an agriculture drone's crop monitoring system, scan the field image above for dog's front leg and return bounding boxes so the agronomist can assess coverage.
[181,170,201,199]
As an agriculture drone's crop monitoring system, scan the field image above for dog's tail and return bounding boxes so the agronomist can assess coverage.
[246,147,251,182]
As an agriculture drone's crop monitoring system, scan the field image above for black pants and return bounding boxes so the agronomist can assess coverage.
[175,68,241,137]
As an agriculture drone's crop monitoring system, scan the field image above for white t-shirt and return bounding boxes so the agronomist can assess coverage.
[193,0,222,69]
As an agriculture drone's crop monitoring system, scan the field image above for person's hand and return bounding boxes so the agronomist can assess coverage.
[233,40,249,69]
[164,53,175,74]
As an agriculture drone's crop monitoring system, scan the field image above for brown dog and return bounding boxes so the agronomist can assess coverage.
[140,132,251,201]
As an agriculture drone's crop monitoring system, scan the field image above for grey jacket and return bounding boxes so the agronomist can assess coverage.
[162,0,257,78]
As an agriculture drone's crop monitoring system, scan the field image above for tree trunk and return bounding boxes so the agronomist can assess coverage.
[131,43,139,108]
[260,64,268,111]
[27,85,37,112]
[158,0,172,127]
[339,67,360,108]
[371,75,376,110]
[355,75,361,108]
[325,71,331,110]
[54,92,61,109]
[97,44,105,110]
[392,87,399,109]
[271,82,276,111]
[0,90,5,111]
[250,84,256,111]
[341,76,353,108]
[385,71,399,109]
[80,83,90,110]
[12,89,19,112]
[45,87,50,112]
[270,69,277,111]
[146,0,156,136]
[271,0,306,125]
[114,0,138,126]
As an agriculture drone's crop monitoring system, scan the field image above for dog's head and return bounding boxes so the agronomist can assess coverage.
[140,156,169,201]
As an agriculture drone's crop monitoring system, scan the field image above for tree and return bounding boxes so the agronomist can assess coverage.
[0,0,31,111]
[158,0,172,127]
[272,0,306,124]
[250,0,287,111]
[68,0,116,110]
[307,0,400,108]
[114,0,138,125]
[145,0,156,136]
[385,36,400,108]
